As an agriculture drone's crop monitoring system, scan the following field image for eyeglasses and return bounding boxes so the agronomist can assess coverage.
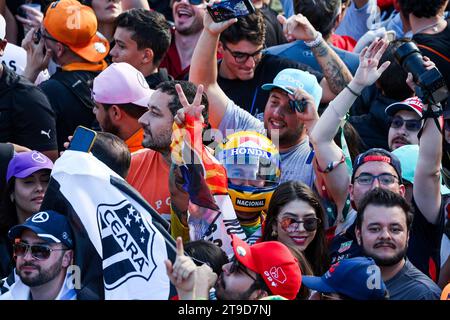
[389,116,422,132]
[222,43,263,64]
[13,242,68,261]
[229,257,257,281]
[173,0,204,5]
[279,217,321,233]
[354,173,399,186]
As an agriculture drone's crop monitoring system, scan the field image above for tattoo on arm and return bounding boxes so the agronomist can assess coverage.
[312,41,329,58]
[311,40,352,94]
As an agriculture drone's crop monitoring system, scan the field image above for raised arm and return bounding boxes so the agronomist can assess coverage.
[309,39,390,218]
[277,13,353,101]
[411,60,442,225]
[188,1,236,128]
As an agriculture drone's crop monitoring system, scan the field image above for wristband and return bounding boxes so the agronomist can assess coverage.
[346,84,361,97]
[304,32,323,48]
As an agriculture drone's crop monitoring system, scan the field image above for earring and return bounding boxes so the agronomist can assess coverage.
[271,230,278,238]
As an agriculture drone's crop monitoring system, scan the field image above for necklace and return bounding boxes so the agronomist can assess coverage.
[414,20,443,35]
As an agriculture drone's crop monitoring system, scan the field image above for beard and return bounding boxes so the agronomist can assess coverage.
[361,238,408,267]
[100,114,120,136]
[142,126,172,152]
[18,255,64,287]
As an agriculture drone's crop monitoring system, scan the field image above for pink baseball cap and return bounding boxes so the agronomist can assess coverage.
[92,62,154,107]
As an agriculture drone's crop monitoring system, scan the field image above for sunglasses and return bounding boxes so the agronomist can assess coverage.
[13,242,67,260]
[279,217,321,233]
[229,257,257,281]
[354,173,398,186]
[389,116,422,132]
[173,0,204,5]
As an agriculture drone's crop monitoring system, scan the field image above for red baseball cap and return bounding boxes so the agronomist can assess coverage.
[231,234,302,300]
[385,96,424,118]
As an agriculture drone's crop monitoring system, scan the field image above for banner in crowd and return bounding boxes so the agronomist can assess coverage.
[171,113,247,257]
[41,151,175,300]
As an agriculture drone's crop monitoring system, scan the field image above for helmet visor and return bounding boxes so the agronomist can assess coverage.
[223,153,280,187]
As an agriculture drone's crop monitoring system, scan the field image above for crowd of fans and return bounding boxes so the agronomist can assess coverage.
[0,0,449,300]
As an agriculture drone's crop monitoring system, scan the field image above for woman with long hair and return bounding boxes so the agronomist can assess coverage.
[0,151,53,277]
[261,181,330,275]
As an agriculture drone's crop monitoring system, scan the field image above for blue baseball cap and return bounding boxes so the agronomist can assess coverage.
[261,68,322,108]
[302,257,388,300]
[8,210,74,249]
[392,144,450,194]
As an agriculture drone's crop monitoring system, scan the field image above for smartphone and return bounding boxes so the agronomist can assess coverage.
[207,0,256,23]
[33,28,41,44]
[68,126,97,153]
[289,98,307,113]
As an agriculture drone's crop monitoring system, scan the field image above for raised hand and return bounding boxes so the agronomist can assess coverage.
[15,5,43,35]
[203,0,238,36]
[174,83,205,126]
[287,86,319,133]
[353,38,391,88]
[21,27,52,82]
[165,237,198,296]
[277,13,318,42]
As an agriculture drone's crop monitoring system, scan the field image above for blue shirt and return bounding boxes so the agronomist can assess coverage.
[265,40,359,75]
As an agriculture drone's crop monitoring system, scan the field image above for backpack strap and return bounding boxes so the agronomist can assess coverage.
[417,44,450,63]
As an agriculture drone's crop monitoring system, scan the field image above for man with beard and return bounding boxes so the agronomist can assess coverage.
[385,97,423,151]
[159,0,209,80]
[92,62,155,153]
[0,210,75,300]
[355,188,441,300]
[166,235,302,300]
[126,80,209,221]
[310,38,445,281]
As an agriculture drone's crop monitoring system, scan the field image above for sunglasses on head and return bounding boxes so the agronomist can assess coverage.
[279,216,321,233]
[389,116,422,132]
[173,0,204,5]
[13,242,67,260]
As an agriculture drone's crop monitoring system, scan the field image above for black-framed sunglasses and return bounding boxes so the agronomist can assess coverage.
[229,257,257,281]
[354,173,398,186]
[389,116,422,132]
[222,43,263,64]
[33,29,59,44]
[13,242,68,261]
[173,0,204,5]
[279,217,321,233]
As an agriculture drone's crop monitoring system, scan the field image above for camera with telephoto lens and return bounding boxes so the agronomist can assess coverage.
[394,42,448,105]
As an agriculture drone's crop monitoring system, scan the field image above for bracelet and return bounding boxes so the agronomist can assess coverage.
[346,84,361,97]
[304,32,323,48]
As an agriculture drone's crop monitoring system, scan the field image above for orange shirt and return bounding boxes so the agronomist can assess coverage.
[126,148,171,221]
[125,128,144,154]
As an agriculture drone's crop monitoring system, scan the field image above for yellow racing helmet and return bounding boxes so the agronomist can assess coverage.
[215,131,281,214]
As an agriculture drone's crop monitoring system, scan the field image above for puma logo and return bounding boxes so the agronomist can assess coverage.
[40,129,51,139]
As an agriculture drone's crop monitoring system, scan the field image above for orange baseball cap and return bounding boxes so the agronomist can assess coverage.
[43,0,109,63]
